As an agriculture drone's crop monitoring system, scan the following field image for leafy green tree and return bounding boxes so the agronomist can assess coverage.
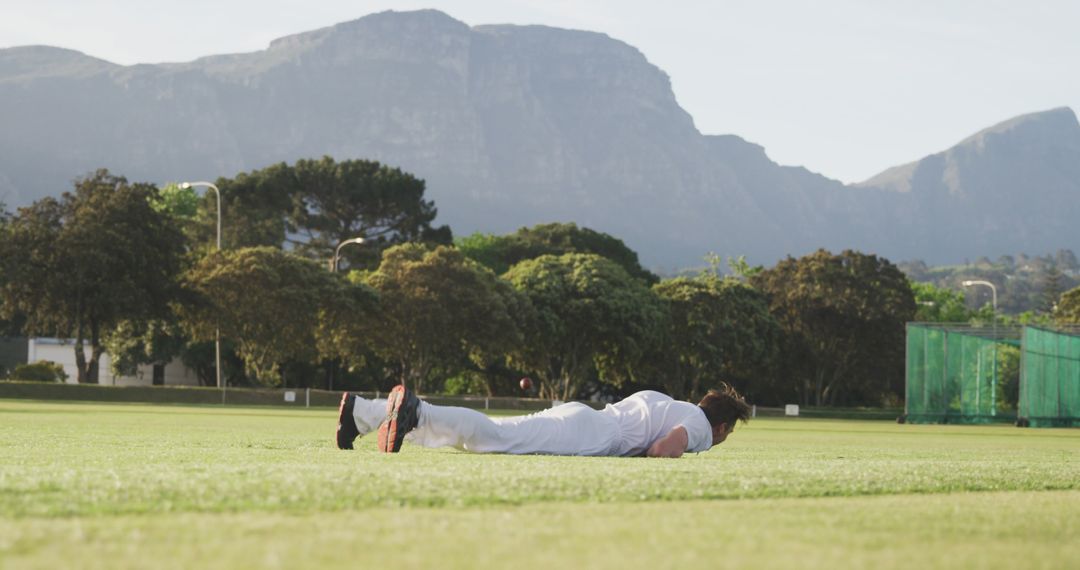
[0,170,186,383]
[995,345,1021,411]
[97,183,203,380]
[362,244,528,392]
[751,249,917,406]
[726,255,764,281]
[289,157,451,269]
[101,319,188,379]
[459,223,657,283]
[455,232,515,274]
[646,276,781,402]
[0,202,21,338]
[177,247,366,385]
[505,253,666,400]
[910,281,974,322]
[1039,265,1065,314]
[1056,286,1080,324]
[189,165,294,250]
[188,158,452,268]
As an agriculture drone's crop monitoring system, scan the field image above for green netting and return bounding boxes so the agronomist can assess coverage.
[1019,326,1080,428]
[905,324,1021,424]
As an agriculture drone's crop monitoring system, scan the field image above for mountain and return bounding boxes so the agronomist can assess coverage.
[1,10,1077,268]
[855,107,1080,261]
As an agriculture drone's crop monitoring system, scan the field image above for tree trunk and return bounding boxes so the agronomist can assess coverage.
[73,290,88,383]
[73,338,88,384]
[87,319,102,384]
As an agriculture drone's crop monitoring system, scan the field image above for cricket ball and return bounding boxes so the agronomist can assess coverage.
[519,377,533,391]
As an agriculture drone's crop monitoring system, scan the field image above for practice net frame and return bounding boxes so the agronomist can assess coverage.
[1018,325,1080,428]
[905,323,1022,424]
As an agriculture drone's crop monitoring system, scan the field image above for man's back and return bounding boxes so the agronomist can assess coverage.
[601,390,713,457]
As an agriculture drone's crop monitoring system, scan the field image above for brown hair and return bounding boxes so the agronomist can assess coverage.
[697,382,751,428]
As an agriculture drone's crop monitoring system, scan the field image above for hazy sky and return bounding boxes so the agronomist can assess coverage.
[3,0,1078,183]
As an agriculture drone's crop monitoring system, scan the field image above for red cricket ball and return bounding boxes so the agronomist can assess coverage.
[519,377,533,391]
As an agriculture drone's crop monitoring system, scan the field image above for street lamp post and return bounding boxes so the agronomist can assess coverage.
[332,237,366,272]
[961,279,1000,414]
[961,280,997,313]
[328,237,365,392]
[180,182,224,395]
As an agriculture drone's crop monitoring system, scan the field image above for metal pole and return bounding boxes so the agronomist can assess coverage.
[181,181,224,400]
[328,237,365,391]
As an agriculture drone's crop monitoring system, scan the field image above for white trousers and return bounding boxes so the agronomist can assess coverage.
[352,396,619,456]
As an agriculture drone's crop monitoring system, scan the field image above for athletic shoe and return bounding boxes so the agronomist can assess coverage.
[377,384,420,453]
[336,392,361,450]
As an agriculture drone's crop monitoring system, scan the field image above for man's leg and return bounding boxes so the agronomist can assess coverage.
[351,395,387,434]
[407,401,618,455]
[405,401,508,451]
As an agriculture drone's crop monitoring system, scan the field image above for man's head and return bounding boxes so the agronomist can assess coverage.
[697,383,751,446]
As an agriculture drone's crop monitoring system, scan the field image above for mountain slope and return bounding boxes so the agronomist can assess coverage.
[1,10,1076,267]
[856,107,1080,260]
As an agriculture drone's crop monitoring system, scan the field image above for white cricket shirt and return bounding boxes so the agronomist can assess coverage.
[601,390,714,457]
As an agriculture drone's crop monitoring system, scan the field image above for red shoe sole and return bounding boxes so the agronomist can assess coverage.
[336,391,349,445]
[378,386,405,453]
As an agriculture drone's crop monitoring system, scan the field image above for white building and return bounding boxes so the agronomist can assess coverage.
[28,338,199,386]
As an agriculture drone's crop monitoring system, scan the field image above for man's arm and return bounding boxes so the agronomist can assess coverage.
[646,426,689,458]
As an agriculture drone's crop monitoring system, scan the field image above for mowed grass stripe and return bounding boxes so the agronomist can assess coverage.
[1,400,1078,518]
[2,491,1078,570]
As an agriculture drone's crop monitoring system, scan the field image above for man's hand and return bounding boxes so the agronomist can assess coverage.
[646,426,688,458]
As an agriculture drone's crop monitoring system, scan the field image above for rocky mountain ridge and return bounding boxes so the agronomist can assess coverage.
[1,10,1076,268]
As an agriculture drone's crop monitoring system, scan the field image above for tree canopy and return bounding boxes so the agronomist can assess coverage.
[177,247,372,386]
[647,276,781,402]
[1056,286,1080,324]
[910,281,976,322]
[504,252,665,400]
[0,170,186,383]
[751,249,916,406]
[361,244,529,392]
[190,157,451,269]
[458,222,657,283]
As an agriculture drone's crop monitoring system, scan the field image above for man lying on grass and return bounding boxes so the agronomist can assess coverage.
[335,382,750,458]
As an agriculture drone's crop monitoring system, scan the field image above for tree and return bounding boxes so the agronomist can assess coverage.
[646,276,781,402]
[102,319,186,379]
[1056,286,1080,324]
[177,247,369,385]
[458,223,658,283]
[0,201,21,338]
[505,253,666,400]
[1055,249,1079,273]
[102,182,204,381]
[910,281,974,322]
[188,158,452,267]
[190,165,294,251]
[1039,264,1065,314]
[288,157,451,269]
[750,249,916,406]
[362,244,528,392]
[0,170,186,383]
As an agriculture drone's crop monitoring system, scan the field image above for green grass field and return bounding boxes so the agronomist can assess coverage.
[2,399,1078,569]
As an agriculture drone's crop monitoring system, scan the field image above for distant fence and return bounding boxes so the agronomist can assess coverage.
[0,381,574,411]
[0,381,900,419]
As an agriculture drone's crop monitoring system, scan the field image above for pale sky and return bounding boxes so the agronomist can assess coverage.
[3,0,1078,183]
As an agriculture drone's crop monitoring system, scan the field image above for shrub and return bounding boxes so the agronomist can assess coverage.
[12,361,68,383]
